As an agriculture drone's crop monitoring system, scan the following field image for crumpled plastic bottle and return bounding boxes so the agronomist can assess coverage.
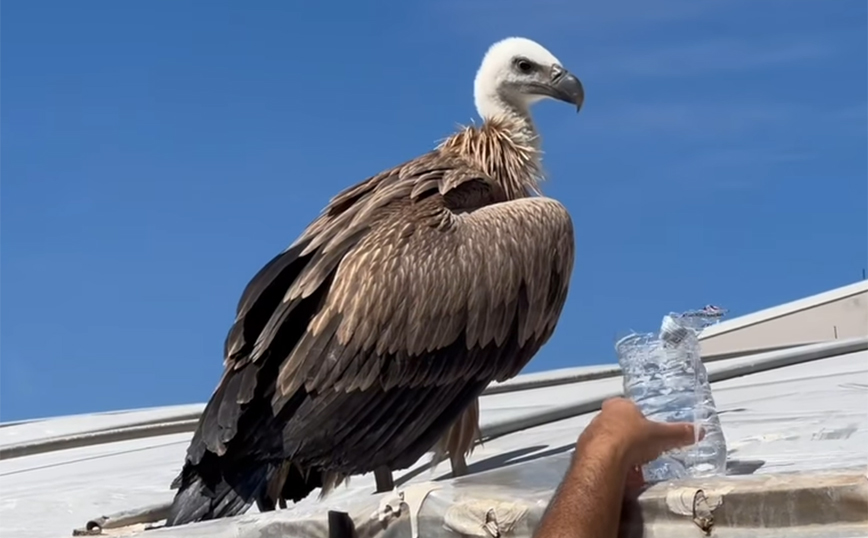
[615,307,728,483]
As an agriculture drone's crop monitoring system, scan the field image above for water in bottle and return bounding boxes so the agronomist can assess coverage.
[615,308,728,483]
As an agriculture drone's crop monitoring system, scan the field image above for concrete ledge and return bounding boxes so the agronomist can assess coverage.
[627,469,868,536]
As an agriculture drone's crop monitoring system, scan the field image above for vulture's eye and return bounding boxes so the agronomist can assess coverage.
[514,58,533,74]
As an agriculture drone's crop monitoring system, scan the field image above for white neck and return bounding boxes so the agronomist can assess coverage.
[474,91,541,149]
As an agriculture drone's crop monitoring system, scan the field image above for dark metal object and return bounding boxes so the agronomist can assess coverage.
[374,466,395,493]
[328,510,357,538]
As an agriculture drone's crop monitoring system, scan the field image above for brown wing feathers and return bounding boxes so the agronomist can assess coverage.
[168,145,574,525]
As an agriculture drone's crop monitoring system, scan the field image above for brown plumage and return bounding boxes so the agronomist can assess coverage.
[166,36,583,526]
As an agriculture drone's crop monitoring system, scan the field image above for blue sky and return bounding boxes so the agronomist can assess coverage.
[2,1,866,422]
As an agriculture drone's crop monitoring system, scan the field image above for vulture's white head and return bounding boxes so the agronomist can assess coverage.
[474,37,584,121]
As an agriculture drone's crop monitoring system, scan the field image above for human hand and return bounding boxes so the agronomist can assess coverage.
[578,397,700,470]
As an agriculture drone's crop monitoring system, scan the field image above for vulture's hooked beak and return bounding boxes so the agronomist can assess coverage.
[550,66,584,113]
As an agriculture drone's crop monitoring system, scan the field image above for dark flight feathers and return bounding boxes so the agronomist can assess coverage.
[166,148,574,526]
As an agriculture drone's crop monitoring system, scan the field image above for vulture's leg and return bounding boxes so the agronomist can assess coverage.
[256,497,277,513]
[278,498,287,510]
[450,453,469,477]
[374,466,394,492]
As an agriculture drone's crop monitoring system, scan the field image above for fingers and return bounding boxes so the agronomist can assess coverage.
[648,421,699,452]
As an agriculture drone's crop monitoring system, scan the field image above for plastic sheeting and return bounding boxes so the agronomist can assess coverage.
[106,460,868,538]
[1,342,867,537]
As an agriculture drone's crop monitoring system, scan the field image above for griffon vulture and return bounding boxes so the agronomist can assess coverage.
[166,36,582,526]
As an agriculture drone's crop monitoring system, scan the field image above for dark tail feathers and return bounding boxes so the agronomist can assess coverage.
[165,455,273,527]
[165,455,326,527]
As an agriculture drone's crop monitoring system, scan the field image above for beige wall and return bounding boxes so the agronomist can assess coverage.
[699,284,868,358]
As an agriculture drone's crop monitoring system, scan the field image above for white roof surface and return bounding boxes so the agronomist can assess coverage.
[1,335,866,537]
[700,279,868,340]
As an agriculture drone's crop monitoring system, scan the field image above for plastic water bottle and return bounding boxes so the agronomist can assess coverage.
[615,308,728,483]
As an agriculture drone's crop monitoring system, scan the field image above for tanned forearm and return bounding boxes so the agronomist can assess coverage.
[533,436,629,538]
